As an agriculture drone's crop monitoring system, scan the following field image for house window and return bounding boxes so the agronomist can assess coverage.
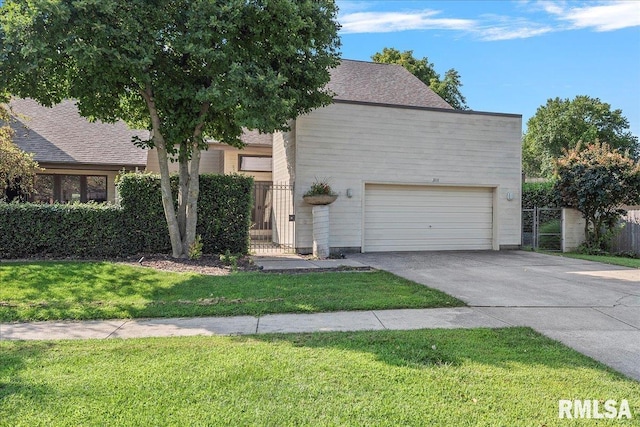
[239,155,272,172]
[32,174,108,203]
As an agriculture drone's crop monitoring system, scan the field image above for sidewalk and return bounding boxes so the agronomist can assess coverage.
[252,254,370,272]
[0,307,509,340]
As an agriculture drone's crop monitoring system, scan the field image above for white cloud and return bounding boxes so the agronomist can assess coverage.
[551,1,640,31]
[339,10,476,34]
[478,25,554,41]
[337,1,640,41]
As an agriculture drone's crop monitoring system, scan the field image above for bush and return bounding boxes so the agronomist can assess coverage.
[0,173,253,259]
[0,202,131,258]
[522,181,558,209]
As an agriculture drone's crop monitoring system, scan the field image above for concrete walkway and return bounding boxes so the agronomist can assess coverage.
[0,307,509,340]
[252,254,369,271]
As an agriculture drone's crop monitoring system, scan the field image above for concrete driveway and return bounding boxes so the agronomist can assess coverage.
[349,250,640,380]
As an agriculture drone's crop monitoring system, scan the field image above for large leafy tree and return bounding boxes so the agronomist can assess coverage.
[554,141,640,251]
[0,99,41,201]
[371,47,468,110]
[523,95,638,178]
[0,0,340,258]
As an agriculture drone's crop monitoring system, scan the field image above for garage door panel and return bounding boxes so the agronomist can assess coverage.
[364,184,494,252]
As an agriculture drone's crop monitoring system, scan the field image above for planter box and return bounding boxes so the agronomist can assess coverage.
[303,194,338,205]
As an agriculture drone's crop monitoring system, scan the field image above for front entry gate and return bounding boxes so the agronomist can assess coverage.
[250,182,296,254]
[522,207,562,251]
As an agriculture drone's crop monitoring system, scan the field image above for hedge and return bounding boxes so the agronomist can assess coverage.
[522,181,558,209]
[0,173,253,258]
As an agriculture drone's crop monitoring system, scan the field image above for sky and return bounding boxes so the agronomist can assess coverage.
[336,0,640,137]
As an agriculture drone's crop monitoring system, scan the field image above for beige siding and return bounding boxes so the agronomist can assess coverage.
[146,147,223,174]
[272,127,296,245]
[222,146,272,181]
[292,103,522,251]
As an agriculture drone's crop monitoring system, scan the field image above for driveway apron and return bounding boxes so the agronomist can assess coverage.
[349,250,640,381]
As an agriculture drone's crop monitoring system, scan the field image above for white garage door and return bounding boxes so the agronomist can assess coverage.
[364,184,494,252]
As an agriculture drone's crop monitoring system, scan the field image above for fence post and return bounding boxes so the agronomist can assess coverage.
[561,208,586,252]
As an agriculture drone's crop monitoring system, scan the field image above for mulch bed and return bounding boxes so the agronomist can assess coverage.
[1,254,259,276]
[121,254,259,276]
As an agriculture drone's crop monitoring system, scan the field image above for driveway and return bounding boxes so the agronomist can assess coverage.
[349,250,640,380]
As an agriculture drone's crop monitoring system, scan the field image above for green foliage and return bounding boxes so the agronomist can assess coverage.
[219,249,239,271]
[188,235,203,260]
[554,141,640,251]
[117,173,173,253]
[0,202,131,258]
[0,0,340,257]
[0,173,252,258]
[522,181,558,209]
[371,47,468,110]
[523,95,639,178]
[303,178,336,196]
[0,103,42,200]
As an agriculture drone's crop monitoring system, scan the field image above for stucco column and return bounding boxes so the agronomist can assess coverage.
[312,205,330,259]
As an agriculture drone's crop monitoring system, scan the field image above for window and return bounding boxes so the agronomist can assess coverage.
[239,155,272,172]
[32,174,108,203]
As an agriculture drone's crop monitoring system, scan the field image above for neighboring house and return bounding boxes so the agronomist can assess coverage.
[9,98,148,203]
[149,59,523,253]
[11,59,522,253]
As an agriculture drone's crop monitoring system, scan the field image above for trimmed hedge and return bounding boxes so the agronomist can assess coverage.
[0,203,131,258]
[0,173,253,258]
[522,181,558,209]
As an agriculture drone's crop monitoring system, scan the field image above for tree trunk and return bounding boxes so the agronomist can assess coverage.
[140,87,209,258]
[140,86,186,258]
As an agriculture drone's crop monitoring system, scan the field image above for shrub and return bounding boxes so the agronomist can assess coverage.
[522,181,557,209]
[0,173,252,259]
[0,202,130,258]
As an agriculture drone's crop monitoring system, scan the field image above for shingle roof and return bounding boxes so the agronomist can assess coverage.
[326,59,453,109]
[240,129,272,146]
[8,60,450,161]
[8,98,148,167]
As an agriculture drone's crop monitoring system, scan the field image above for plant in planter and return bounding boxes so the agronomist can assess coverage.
[303,178,338,205]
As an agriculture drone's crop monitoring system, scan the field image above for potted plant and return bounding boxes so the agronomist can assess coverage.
[303,178,338,205]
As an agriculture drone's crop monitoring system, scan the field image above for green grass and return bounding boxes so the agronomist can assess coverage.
[554,253,640,269]
[1,328,638,426]
[0,262,462,322]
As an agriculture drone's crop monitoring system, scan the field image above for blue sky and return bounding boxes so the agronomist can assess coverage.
[336,0,640,136]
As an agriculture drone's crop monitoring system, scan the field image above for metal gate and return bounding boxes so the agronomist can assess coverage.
[522,207,562,251]
[250,182,296,254]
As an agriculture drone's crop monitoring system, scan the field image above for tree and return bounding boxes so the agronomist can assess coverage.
[371,47,468,110]
[554,141,640,251]
[0,0,340,258]
[523,96,639,178]
[0,100,41,201]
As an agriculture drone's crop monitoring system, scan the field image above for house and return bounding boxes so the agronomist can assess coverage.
[11,59,522,253]
[8,98,148,203]
[148,59,523,253]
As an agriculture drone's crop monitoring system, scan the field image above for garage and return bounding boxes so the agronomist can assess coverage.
[363,184,495,252]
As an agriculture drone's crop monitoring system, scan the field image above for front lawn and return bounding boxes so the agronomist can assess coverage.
[1,328,637,426]
[0,262,462,322]
[556,253,640,269]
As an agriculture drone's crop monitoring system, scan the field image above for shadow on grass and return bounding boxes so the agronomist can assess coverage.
[235,327,627,377]
[0,341,55,401]
[1,264,462,321]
